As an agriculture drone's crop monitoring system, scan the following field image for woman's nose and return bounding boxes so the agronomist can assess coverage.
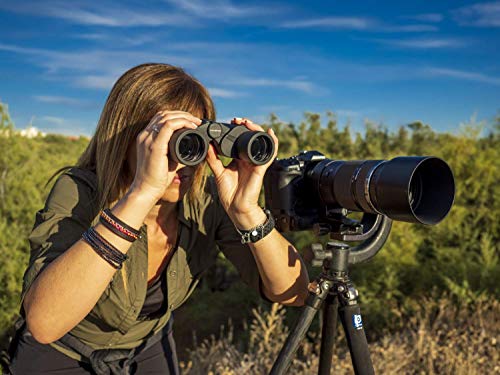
[168,158,185,170]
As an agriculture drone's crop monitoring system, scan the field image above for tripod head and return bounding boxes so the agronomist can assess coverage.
[309,212,393,266]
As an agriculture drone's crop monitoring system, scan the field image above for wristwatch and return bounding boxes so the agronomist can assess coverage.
[235,208,275,244]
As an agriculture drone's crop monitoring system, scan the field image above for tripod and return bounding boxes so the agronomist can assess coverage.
[270,214,393,375]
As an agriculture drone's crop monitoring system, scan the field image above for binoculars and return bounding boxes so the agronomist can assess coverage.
[168,119,276,166]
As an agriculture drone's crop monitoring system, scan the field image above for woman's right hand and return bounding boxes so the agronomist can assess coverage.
[130,110,202,200]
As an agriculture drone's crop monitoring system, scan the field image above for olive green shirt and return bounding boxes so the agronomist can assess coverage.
[19,167,267,361]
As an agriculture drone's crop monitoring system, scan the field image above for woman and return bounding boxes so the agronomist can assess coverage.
[8,63,309,374]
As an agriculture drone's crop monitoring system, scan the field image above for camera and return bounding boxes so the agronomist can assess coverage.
[168,119,275,166]
[263,150,455,231]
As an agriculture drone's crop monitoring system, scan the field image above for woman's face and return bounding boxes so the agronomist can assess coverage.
[126,142,197,203]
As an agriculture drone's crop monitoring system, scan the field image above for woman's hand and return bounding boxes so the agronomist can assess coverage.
[205,117,279,229]
[130,110,201,200]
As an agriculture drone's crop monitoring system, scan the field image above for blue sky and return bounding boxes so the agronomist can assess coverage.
[0,0,499,136]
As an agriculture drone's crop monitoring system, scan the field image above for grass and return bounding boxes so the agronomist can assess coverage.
[179,295,499,375]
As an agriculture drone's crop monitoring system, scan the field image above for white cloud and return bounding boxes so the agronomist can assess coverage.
[369,38,465,49]
[0,42,194,87]
[279,16,438,32]
[424,67,500,85]
[36,115,92,136]
[164,0,274,18]
[0,42,324,96]
[40,116,66,125]
[33,95,90,106]
[71,32,159,47]
[280,16,374,30]
[74,75,119,90]
[403,13,443,23]
[208,88,244,98]
[452,1,500,27]
[0,0,283,28]
[0,1,192,27]
[383,24,438,32]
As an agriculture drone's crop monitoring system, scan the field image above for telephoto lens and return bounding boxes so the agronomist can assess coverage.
[308,156,455,225]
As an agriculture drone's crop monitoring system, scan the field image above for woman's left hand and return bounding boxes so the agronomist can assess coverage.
[205,117,279,228]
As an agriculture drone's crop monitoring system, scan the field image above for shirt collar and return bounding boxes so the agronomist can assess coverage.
[138,194,192,236]
[177,196,192,228]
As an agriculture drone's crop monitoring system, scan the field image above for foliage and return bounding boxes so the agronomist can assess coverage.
[0,100,499,372]
[0,102,88,344]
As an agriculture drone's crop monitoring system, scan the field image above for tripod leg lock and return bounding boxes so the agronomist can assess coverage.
[335,281,359,306]
[305,279,332,310]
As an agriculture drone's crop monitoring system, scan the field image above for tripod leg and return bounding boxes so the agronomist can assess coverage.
[318,294,338,375]
[339,304,374,375]
[270,304,319,375]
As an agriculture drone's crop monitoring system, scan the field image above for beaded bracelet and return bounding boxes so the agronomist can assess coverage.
[82,228,128,269]
[82,231,121,269]
[87,227,128,264]
[83,229,125,269]
[99,209,140,242]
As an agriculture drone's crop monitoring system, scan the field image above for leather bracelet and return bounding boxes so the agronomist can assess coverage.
[100,214,138,242]
[100,208,140,240]
[234,207,275,244]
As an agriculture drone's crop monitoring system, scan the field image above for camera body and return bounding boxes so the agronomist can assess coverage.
[264,150,326,232]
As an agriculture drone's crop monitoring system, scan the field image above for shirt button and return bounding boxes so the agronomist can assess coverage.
[169,270,177,278]
[169,304,174,309]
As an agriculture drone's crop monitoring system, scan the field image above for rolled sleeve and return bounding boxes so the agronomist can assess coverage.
[20,169,98,313]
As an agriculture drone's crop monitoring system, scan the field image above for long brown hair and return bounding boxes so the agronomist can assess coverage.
[44,63,216,294]
[47,63,216,210]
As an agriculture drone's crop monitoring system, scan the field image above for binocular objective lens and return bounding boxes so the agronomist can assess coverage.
[179,134,203,161]
[250,135,273,162]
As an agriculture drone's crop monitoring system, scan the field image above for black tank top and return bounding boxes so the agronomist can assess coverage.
[138,231,180,319]
[138,272,168,319]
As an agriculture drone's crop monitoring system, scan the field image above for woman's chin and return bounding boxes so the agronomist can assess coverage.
[159,182,190,202]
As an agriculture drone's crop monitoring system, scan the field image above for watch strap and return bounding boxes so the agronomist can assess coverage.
[235,208,275,244]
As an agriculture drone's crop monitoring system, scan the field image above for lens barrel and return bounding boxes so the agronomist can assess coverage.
[309,156,455,224]
[235,131,275,165]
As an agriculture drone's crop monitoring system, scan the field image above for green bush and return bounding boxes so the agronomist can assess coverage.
[0,101,498,369]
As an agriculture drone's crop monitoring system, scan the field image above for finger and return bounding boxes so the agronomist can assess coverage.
[232,117,264,132]
[151,119,198,151]
[158,110,202,125]
[267,127,279,159]
[137,128,151,144]
[242,119,265,133]
[232,117,244,124]
[158,117,199,129]
[205,143,225,178]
